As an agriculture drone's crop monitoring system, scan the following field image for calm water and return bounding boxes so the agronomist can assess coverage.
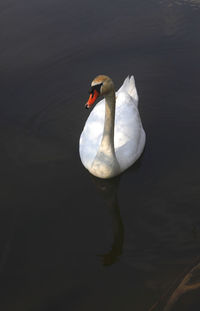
[1,0,200,310]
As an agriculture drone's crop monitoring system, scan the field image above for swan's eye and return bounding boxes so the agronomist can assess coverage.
[89,87,95,97]
[89,83,103,97]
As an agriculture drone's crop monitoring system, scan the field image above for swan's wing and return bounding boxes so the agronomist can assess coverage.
[116,75,138,106]
[79,99,104,170]
[114,92,145,170]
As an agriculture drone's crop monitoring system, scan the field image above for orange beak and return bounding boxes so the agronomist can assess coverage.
[85,89,100,109]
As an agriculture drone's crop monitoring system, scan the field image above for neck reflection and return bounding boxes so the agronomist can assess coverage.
[91,175,124,266]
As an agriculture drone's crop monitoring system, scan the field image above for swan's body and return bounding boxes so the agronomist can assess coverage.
[79,75,146,179]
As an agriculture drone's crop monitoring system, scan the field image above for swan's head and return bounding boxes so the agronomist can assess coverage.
[85,75,114,109]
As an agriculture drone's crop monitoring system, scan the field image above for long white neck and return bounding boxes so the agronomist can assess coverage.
[100,89,116,155]
[91,89,120,178]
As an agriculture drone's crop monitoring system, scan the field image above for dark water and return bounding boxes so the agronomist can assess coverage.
[1,0,200,310]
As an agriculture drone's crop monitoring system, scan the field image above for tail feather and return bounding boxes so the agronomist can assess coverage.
[117,75,138,105]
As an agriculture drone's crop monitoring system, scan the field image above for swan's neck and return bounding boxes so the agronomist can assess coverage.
[100,90,116,154]
[91,89,120,178]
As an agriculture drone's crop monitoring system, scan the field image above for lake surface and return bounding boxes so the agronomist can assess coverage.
[1,0,200,310]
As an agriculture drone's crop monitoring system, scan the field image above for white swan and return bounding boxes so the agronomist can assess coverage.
[79,75,146,179]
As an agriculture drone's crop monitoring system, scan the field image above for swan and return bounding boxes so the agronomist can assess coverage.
[79,75,146,179]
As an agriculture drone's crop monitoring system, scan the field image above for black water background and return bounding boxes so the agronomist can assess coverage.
[0,0,200,310]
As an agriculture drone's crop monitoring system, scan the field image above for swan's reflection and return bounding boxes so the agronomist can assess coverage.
[91,175,124,266]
